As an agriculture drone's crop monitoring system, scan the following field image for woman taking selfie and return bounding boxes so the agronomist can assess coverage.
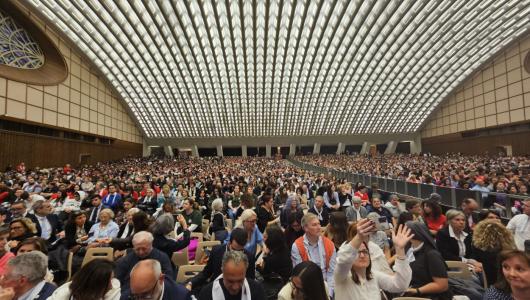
[333,218,413,300]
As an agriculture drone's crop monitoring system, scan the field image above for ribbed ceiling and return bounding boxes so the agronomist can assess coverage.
[24,0,530,138]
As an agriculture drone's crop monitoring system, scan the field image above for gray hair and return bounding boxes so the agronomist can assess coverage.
[99,208,115,219]
[366,212,380,221]
[445,209,465,222]
[212,198,224,212]
[389,194,399,201]
[31,200,45,211]
[352,196,362,204]
[132,231,154,245]
[222,249,248,270]
[127,207,141,217]
[151,213,175,235]
[8,252,48,284]
[301,212,319,227]
[130,259,161,279]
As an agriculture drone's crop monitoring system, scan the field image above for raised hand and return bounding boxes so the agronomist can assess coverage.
[350,218,376,249]
[392,224,414,250]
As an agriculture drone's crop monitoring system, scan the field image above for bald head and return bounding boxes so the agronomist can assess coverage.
[130,259,163,298]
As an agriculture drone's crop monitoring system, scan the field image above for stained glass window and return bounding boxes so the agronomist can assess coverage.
[0,9,44,69]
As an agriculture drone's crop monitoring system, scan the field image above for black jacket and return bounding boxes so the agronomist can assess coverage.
[64,221,93,249]
[153,230,191,263]
[435,226,473,261]
[43,213,62,243]
[190,244,255,290]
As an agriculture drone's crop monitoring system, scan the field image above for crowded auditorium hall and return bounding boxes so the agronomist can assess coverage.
[1,0,530,300]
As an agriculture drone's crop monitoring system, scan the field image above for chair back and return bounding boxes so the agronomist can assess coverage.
[225,219,233,231]
[66,251,74,282]
[190,232,204,242]
[446,260,473,280]
[202,219,210,236]
[194,241,221,265]
[172,249,190,267]
[82,247,114,267]
[176,264,205,283]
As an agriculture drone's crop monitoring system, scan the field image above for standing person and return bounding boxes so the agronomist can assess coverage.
[506,198,530,251]
[291,213,336,296]
[459,198,479,233]
[198,251,266,300]
[122,259,190,300]
[209,199,228,241]
[283,213,304,250]
[308,196,330,227]
[333,219,413,300]
[483,250,530,300]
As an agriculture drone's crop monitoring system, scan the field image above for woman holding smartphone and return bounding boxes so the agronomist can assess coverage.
[334,218,413,300]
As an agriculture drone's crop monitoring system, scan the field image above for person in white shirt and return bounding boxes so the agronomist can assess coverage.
[334,219,413,300]
[507,198,530,250]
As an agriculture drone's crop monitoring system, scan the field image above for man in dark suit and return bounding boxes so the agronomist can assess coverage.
[115,231,174,291]
[120,259,190,300]
[32,200,62,245]
[87,195,103,224]
[1,251,56,299]
[187,228,255,295]
[10,200,41,237]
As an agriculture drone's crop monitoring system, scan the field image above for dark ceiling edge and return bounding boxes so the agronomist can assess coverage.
[418,29,530,133]
[17,0,148,140]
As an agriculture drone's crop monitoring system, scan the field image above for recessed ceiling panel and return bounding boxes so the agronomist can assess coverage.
[24,0,530,138]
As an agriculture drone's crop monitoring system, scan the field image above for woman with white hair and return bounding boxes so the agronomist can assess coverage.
[209,198,228,241]
[225,209,263,256]
[87,209,119,246]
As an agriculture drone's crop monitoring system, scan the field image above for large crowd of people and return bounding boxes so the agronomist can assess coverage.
[0,155,528,300]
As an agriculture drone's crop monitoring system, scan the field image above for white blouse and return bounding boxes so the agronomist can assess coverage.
[334,243,412,300]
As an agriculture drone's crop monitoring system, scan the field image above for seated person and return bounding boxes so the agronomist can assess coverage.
[198,250,266,300]
[188,228,255,294]
[115,231,174,291]
[86,208,119,245]
[404,221,453,300]
[121,259,190,300]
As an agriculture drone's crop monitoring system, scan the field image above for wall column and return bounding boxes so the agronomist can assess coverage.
[410,135,422,154]
[289,144,296,156]
[336,142,345,154]
[164,146,174,157]
[191,145,199,157]
[384,141,397,154]
[242,145,248,157]
[266,145,271,157]
[313,143,321,154]
[142,139,151,157]
[360,142,369,154]
[216,145,223,157]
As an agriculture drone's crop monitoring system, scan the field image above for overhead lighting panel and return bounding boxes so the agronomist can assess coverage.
[22,0,530,138]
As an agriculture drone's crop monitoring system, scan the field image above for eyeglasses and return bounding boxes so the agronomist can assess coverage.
[128,280,158,300]
[358,250,370,256]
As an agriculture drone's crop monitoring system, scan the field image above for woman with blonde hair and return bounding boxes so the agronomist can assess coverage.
[472,219,516,287]
[227,209,263,256]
